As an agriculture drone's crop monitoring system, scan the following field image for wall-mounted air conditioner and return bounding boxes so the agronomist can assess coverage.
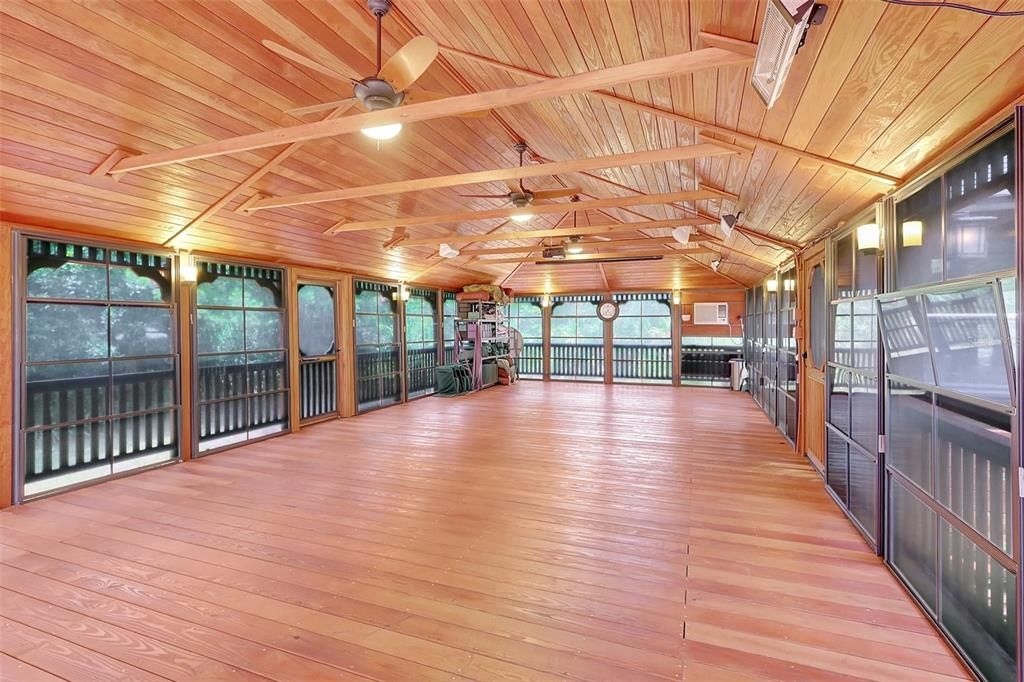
[693,303,729,325]
[752,0,827,108]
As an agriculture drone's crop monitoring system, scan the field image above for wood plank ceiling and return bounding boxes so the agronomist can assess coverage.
[1,0,1022,293]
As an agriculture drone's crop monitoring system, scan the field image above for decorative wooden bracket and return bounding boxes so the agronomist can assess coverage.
[235,193,264,214]
[91,148,134,181]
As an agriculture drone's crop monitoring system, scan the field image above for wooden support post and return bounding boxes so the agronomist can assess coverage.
[1,227,14,507]
[337,274,356,418]
[177,261,195,462]
[287,269,300,433]
[671,297,682,388]
[542,302,552,381]
[603,294,614,385]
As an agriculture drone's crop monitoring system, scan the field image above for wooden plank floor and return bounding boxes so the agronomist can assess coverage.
[0,383,970,681]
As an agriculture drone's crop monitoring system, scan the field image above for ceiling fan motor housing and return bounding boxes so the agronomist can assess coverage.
[510,192,534,206]
[354,78,405,110]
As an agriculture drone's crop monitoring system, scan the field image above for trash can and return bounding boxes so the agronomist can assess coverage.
[729,358,746,391]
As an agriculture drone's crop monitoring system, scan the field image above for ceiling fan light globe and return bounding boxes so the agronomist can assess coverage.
[361,123,402,140]
[566,245,584,254]
[511,213,532,223]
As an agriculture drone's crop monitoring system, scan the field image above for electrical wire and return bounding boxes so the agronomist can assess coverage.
[881,0,1024,16]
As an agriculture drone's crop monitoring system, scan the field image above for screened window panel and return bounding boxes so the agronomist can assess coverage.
[406,289,439,398]
[896,178,943,289]
[1000,277,1017,364]
[27,303,109,362]
[22,239,179,497]
[940,521,1015,682]
[826,427,849,505]
[944,130,1015,281]
[848,448,876,541]
[850,375,877,455]
[612,297,671,384]
[935,394,1012,555]
[828,366,850,436]
[551,299,604,381]
[442,294,458,365]
[809,266,826,369]
[195,263,288,451]
[354,282,402,412]
[834,234,854,299]
[851,300,877,371]
[506,299,543,377]
[854,241,878,296]
[878,296,934,383]
[889,477,938,614]
[888,382,933,494]
[297,286,335,357]
[924,285,1011,404]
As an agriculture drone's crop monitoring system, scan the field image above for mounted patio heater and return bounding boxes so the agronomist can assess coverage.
[752,0,827,108]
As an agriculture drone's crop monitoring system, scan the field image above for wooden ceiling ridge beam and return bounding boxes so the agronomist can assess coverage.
[438,43,901,186]
[328,187,729,234]
[466,236,693,256]
[105,47,752,176]
[247,144,736,211]
[393,217,717,248]
[481,247,716,265]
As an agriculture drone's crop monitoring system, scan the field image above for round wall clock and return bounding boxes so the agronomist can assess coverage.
[597,301,620,321]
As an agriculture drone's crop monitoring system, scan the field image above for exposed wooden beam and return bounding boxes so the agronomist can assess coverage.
[467,236,692,257]
[91,148,132,178]
[248,144,737,212]
[480,247,716,265]
[697,31,758,58]
[597,264,611,292]
[395,217,718,248]
[439,45,902,186]
[108,48,752,175]
[328,188,728,234]
[161,103,356,246]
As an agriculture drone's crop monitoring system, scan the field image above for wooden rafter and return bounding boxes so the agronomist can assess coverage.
[247,144,737,212]
[328,188,730,234]
[106,48,752,176]
[479,247,716,265]
[394,217,718,248]
[159,103,354,246]
[466,236,694,257]
[438,44,902,186]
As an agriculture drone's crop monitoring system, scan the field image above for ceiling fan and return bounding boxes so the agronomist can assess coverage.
[263,0,486,139]
[458,143,581,222]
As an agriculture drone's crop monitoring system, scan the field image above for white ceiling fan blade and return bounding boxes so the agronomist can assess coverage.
[404,88,490,118]
[262,40,360,83]
[377,35,438,92]
[286,97,357,117]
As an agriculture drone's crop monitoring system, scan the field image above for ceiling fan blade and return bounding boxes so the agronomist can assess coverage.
[262,40,360,83]
[286,97,356,117]
[532,187,581,201]
[404,88,490,118]
[584,235,613,241]
[377,35,438,92]
[457,193,512,199]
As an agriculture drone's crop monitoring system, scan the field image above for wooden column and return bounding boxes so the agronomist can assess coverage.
[671,296,682,387]
[337,274,356,417]
[1,226,14,507]
[177,261,194,462]
[542,301,551,381]
[603,295,613,384]
[286,269,301,433]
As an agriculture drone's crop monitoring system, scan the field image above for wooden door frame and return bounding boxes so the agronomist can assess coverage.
[797,242,827,474]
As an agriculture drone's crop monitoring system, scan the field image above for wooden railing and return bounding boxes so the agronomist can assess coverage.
[196,360,287,444]
[551,343,604,379]
[300,358,336,420]
[406,345,439,397]
[681,345,741,384]
[518,343,543,377]
[24,368,178,484]
[612,343,673,382]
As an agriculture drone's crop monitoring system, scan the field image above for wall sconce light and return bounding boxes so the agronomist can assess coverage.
[856,223,880,254]
[393,284,411,302]
[901,220,923,247]
[783,277,795,292]
[540,293,551,308]
[179,252,198,283]
[672,289,682,305]
[766,277,779,293]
